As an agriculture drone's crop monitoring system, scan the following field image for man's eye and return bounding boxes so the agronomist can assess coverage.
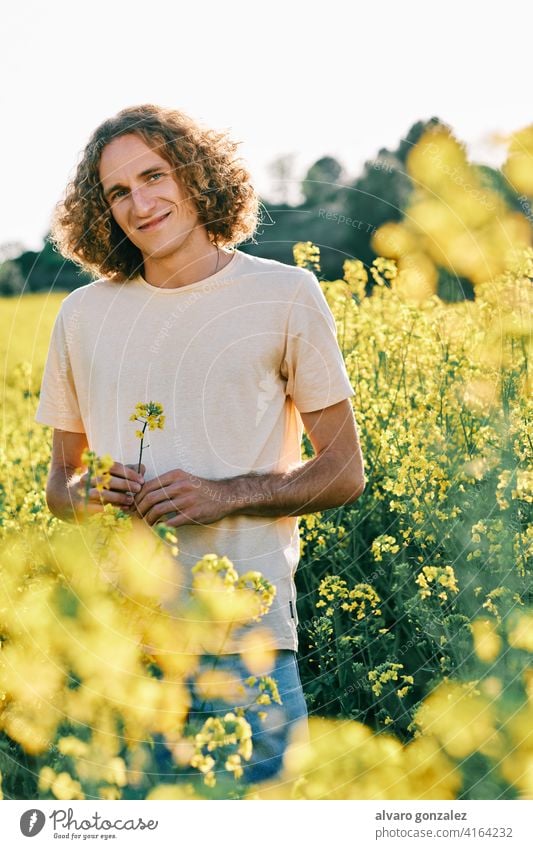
[110,189,127,201]
[148,172,164,181]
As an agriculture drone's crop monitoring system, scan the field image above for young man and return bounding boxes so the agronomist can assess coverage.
[35,104,366,784]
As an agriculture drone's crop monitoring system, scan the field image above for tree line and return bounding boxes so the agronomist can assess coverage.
[0,118,526,301]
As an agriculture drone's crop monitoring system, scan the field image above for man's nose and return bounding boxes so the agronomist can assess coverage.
[131,186,156,214]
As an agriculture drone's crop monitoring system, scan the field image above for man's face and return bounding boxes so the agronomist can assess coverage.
[98,133,200,260]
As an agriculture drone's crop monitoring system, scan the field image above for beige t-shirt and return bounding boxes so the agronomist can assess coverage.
[35,249,355,652]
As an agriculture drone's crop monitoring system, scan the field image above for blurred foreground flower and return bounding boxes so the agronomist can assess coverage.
[0,518,276,799]
[252,715,461,800]
[77,449,113,505]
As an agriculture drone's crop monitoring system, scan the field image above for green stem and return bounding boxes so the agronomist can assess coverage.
[137,422,148,473]
[84,457,92,506]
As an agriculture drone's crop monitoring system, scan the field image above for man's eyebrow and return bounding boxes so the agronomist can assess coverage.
[103,165,170,198]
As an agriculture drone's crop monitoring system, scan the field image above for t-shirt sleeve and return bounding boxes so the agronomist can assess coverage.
[34,307,85,433]
[281,269,355,413]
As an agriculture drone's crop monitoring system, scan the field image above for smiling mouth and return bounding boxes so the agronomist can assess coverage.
[137,211,172,231]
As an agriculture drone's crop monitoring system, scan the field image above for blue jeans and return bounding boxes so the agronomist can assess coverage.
[153,650,309,787]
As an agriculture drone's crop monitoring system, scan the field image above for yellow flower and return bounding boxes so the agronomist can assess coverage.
[130,401,165,433]
[105,757,128,787]
[371,534,400,562]
[195,670,245,703]
[38,766,56,793]
[368,662,408,697]
[413,681,499,759]
[80,450,113,492]
[343,258,368,300]
[507,612,533,652]
[471,619,502,663]
[293,241,321,271]
[57,736,89,758]
[190,753,215,774]
[317,576,381,620]
[203,771,216,788]
[371,256,398,284]
[416,565,459,601]
[225,754,244,779]
[51,771,85,801]
[99,785,122,800]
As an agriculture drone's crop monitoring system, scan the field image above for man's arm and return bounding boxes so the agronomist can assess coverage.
[135,399,365,526]
[46,430,88,521]
[46,429,144,521]
[227,398,365,517]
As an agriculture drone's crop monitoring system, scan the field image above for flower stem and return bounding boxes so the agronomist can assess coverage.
[137,423,147,473]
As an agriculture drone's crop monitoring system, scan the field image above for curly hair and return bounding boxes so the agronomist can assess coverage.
[50,104,261,282]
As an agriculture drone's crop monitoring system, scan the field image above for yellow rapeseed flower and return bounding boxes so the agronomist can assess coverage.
[293,241,321,271]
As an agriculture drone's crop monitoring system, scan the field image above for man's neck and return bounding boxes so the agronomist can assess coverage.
[142,243,233,289]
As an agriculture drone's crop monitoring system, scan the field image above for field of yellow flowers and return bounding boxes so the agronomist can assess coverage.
[0,238,531,800]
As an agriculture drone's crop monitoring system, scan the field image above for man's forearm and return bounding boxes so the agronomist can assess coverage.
[218,449,365,518]
[46,467,83,522]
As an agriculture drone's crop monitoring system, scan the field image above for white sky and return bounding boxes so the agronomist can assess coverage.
[2,0,532,252]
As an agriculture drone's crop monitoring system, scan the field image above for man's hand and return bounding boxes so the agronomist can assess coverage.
[74,461,146,516]
[134,468,230,527]
[46,429,147,522]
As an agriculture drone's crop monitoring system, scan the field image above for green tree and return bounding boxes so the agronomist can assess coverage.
[301,156,344,207]
[0,260,25,296]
